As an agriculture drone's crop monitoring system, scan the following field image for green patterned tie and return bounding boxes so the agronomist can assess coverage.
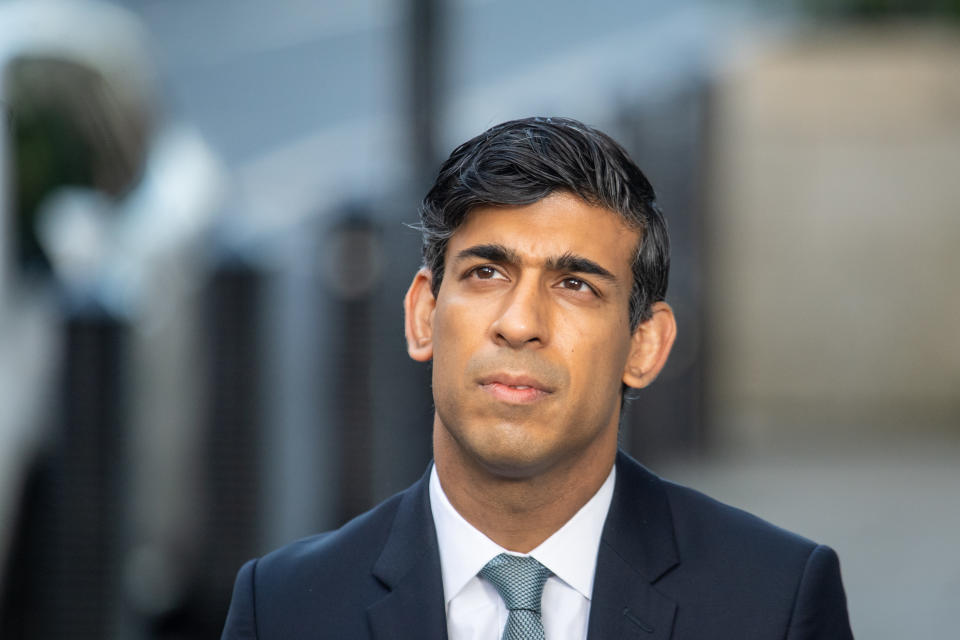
[479,553,552,640]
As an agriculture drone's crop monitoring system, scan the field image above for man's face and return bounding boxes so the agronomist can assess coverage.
[424,191,642,478]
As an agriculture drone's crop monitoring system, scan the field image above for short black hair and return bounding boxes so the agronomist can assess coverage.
[418,116,669,329]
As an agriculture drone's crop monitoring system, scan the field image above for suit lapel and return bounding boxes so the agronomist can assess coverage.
[367,466,448,640]
[586,451,680,640]
[364,453,679,639]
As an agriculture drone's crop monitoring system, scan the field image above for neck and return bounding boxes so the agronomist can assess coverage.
[432,419,616,553]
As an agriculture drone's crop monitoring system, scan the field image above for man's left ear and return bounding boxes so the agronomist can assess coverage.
[404,267,436,362]
[622,301,677,389]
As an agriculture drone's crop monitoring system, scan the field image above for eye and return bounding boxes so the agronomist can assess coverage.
[559,277,594,294]
[469,265,506,280]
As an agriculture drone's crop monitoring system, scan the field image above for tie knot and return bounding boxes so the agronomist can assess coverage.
[479,554,552,613]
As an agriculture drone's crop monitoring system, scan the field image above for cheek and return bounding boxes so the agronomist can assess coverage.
[430,302,477,381]
[566,329,632,394]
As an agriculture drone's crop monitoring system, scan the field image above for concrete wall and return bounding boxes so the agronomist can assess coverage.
[706,24,960,446]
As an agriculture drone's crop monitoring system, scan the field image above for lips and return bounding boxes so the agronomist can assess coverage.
[478,372,554,404]
[478,372,553,392]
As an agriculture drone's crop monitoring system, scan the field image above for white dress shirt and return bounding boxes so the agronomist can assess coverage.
[429,464,616,640]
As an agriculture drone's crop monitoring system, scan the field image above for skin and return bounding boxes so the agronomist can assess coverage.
[404,191,676,552]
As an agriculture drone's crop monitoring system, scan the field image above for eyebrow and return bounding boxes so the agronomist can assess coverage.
[455,243,518,264]
[454,244,617,281]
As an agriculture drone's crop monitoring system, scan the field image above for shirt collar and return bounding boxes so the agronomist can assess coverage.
[429,462,616,605]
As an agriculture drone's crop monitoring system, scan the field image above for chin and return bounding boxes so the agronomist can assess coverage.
[437,409,577,478]
[467,436,564,480]
[474,453,551,480]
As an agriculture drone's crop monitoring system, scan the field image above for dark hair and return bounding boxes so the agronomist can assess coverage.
[418,116,669,329]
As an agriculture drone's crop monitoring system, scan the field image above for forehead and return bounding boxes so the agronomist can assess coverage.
[447,192,640,274]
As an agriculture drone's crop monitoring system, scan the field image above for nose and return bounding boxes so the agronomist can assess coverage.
[490,277,548,349]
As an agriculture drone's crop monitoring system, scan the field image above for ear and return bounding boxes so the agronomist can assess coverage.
[404,268,436,362]
[622,301,677,389]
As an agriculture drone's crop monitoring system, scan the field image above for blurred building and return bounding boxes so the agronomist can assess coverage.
[692,16,960,639]
[706,21,960,449]
[0,1,224,637]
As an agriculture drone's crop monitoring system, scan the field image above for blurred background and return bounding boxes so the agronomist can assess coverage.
[0,0,957,637]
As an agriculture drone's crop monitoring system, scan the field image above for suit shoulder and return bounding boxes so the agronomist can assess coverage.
[255,489,406,585]
[661,477,818,562]
[226,488,415,638]
[655,474,841,616]
[654,478,852,637]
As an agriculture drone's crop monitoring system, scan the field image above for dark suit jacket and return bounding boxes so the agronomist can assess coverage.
[221,450,853,639]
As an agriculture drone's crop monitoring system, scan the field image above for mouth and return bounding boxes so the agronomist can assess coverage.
[477,373,554,404]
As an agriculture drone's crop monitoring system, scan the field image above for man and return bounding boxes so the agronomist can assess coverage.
[221,117,853,639]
